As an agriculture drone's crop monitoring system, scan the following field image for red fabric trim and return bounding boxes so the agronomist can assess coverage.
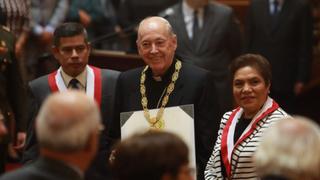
[221,107,240,178]
[221,100,279,178]
[48,71,58,92]
[90,66,102,107]
[233,101,279,148]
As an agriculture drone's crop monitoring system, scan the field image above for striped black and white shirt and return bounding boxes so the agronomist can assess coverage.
[205,97,288,180]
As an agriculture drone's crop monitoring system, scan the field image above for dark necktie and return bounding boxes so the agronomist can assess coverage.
[273,0,279,15]
[192,10,200,44]
[69,78,80,89]
[271,0,280,28]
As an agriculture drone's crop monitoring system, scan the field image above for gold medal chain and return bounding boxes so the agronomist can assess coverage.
[140,60,182,129]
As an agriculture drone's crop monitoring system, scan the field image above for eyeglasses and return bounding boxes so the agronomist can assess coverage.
[59,45,88,55]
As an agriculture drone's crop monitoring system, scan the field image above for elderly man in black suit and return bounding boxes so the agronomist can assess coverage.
[163,0,243,113]
[110,16,221,180]
[0,91,101,180]
[245,0,313,113]
[23,22,119,180]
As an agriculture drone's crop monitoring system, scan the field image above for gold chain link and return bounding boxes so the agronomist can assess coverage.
[140,60,182,129]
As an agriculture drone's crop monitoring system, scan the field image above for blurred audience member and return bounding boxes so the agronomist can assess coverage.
[245,0,313,113]
[0,24,27,174]
[255,116,320,180]
[111,131,194,180]
[0,0,31,81]
[0,91,101,180]
[164,0,243,113]
[25,0,69,80]
[66,0,121,50]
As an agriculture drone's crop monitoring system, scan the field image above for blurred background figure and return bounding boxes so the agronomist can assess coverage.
[0,91,101,180]
[0,18,27,174]
[25,0,68,81]
[66,0,121,50]
[110,131,194,180]
[0,0,31,82]
[163,0,243,113]
[255,116,320,180]
[245,0,313,113]
[205,54,289,179]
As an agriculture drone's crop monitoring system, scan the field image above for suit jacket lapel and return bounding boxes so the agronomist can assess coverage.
[175,4,194,52]
[195,5,210,52]
[271,0,291,33]
[261,0,275,35]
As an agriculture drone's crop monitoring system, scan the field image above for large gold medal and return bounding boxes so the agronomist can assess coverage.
[150,118,165,129]
[149,117,157,124]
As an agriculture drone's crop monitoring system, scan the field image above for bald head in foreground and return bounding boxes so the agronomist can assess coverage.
[255,116,320,180]
[0,91,101,180]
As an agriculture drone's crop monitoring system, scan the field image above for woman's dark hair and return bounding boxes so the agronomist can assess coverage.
[230,54,272,86]
[111,131,189,180]
[53,22,88,47]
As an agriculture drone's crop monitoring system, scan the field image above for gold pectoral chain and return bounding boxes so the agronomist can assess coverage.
[140,60,182,129]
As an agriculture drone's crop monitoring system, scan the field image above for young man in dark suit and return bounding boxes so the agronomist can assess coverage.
[0,91,101,180]
[23,22,120,180]
[245,0,313,113]
[110,16,221,180]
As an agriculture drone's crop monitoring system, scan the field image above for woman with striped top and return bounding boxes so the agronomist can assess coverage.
[205,54,289,180]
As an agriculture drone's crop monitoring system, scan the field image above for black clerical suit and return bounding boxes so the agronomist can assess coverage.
[110,61,221,180]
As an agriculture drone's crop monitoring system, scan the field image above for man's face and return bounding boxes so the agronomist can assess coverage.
[137,20,177,76]
[52,34,90,77]
[185,0,209,9]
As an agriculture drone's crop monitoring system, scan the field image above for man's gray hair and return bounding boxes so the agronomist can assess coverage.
[36,91,101,152]
[255,116,320,180]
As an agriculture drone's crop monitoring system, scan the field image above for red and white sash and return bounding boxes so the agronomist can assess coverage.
[220,97,279,178]
[48,65,102,106]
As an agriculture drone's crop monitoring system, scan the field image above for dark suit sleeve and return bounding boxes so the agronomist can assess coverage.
[7,35,27,132]
[195,72,222,180]
[107,73,122,146]
[22,85,40,163]
[244,1,255,52]
[226,11,243,58]
[296,1,313,83]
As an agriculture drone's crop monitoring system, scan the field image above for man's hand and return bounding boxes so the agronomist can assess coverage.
[294,82,304,96]
[79,10,91,27]
[39,31,53,45]
[0,121,7,138]
[14,132,26,150]
[0,46,8,56]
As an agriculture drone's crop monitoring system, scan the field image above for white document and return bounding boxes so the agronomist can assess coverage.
[120,104,197,178]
